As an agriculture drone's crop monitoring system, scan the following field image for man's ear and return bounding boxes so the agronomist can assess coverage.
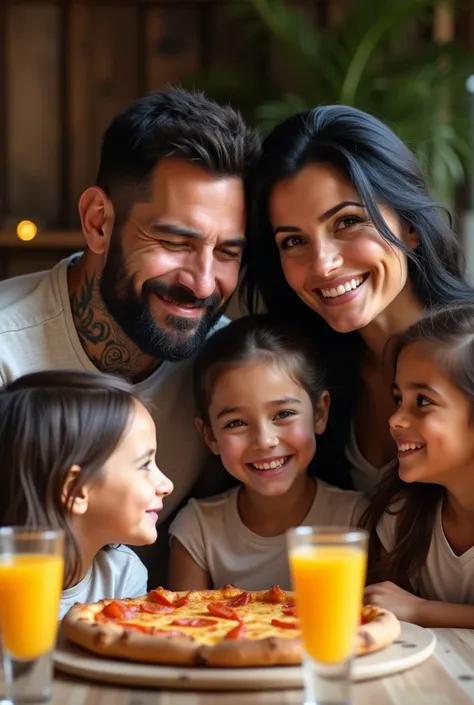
[78,186,115,256]
[195,417,220,455]
[314,390,330,435]
[61,465,89,516]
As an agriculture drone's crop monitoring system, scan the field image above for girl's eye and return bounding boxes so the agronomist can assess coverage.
[274,410,296,420]
[140,460,152,472]
[224,419,245,429]
[279,235,305,250]
[393,394,402,407]
[416,395,432,408]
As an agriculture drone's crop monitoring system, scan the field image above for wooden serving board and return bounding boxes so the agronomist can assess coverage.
[54,622,436,692]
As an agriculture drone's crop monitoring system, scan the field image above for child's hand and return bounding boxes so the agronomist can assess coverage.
[363,581,425,624]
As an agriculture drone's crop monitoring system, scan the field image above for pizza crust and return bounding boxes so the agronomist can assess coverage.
[61,588,401,668]
[357,607,401,656]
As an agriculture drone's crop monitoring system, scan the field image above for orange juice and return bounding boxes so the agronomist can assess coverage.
[0,554,64,659]
[289,545,367,663]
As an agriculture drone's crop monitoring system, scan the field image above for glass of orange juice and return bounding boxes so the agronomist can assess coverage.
[0,527,64,704]
[287,526,368,705]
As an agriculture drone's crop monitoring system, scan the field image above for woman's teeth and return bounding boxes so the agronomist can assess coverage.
[320,276,364,299]
[251,456,288,470]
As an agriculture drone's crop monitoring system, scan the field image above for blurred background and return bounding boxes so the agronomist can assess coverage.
[0,0,473,283]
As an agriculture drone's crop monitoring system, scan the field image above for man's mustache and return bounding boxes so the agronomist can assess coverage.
[143,280,222,309]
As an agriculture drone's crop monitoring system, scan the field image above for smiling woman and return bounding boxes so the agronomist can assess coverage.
[243,105,474,493]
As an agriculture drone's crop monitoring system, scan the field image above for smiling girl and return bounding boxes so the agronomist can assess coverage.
[168,315,367,591]
[0,370,173,618]
[363,304,474,627]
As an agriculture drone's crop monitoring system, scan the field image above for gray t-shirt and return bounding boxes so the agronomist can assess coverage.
[169,481,368,591]
[60,545,147,618]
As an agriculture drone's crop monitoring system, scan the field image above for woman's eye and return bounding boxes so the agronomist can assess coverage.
[335,215,364,231]
[280,235,305,249]
[224,419,245,429]
[274,410,295,420]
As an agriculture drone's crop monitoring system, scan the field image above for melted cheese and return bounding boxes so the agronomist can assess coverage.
[122,598,300,646]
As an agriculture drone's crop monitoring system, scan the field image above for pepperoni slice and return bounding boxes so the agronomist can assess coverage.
[282,598,295,608]
[101,601,136,620]
[271,618,299,629]
[139,603,175,615]
[118,622,153,634]
[208,602,242,622]
[265,585,287,603]
[225,623,248,640]
[226,591,251,607]
[171,618,218,628]
[174,592,192,607]
[147,588,175,606]
[282,606,297,617]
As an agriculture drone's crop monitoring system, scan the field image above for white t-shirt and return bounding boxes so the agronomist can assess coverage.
[60,545,147,618]
[169,481,368,591]
[377,501,474,604]
[346,423,396,492]
[0,258,226,526]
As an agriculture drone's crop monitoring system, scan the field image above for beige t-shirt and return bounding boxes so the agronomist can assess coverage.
[169,481,368,591]
[377,501,474,604]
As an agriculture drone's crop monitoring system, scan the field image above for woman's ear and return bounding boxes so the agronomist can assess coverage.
[314,390,330,435]
[195,418,220,455]
[405,225,418,249]
[61,465,89,516]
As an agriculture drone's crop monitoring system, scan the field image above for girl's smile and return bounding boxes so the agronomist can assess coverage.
[389,341,474,487]
[202,360,329,498]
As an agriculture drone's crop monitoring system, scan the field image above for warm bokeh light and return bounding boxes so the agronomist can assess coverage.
[16,220,38,241]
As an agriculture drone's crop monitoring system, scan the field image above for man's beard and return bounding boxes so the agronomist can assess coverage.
[99,235,228,362]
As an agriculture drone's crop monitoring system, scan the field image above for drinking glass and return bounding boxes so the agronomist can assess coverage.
[286,527,368,705]
[0,528,64,704]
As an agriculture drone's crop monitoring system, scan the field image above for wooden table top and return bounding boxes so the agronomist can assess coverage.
[51,627,474,705]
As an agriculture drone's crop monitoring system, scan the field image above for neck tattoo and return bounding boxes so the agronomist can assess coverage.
[70,271,158,381]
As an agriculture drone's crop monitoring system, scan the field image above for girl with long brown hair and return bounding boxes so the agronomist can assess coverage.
[0,370,173,617]
[363,304,474,627]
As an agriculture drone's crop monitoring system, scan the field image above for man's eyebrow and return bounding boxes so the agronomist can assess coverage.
[150,223,202,239]
[151,223,246,248]
[273,200,365,234]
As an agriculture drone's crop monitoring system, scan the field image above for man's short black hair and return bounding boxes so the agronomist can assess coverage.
[95,85,261,217]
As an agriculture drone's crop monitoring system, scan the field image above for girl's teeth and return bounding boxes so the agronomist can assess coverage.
[321,276,364,299]
[252,457,287,470]
[398,443,424,452]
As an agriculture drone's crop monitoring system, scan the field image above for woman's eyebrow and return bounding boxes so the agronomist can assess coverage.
[274,200,364,234]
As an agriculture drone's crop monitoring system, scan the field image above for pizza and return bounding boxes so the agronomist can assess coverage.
[61,584,401,668]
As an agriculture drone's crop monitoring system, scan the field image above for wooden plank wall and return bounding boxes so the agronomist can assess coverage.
[0,0,334,233]
[0,0,471,247]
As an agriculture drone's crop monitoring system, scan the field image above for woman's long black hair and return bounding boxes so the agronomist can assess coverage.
[242,105,474,487]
